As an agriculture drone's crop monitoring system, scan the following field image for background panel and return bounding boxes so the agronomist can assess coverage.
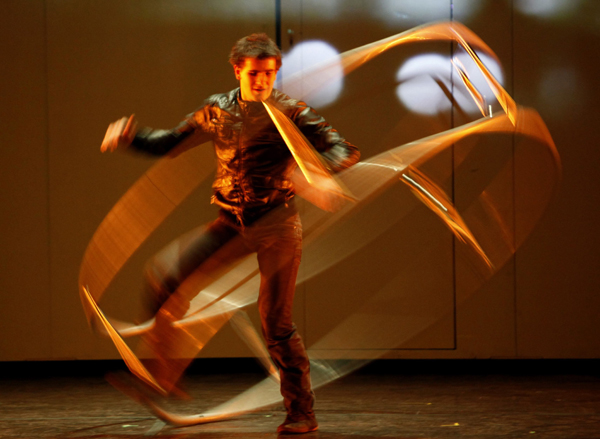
[1,0,599,362]
[282,0,457,352]
[513,0,600,358]
[451,0,517,358]
[0,0,52,360]
[45,0,277,360]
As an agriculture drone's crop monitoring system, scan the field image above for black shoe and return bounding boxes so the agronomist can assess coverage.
[277,415,319,434]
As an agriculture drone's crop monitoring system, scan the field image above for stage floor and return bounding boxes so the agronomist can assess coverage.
[1,361,599,438]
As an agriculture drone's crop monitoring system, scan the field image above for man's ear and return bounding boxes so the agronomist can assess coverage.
[234,64,241,80]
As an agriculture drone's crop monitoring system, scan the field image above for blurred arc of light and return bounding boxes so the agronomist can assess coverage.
[79,21,560,426]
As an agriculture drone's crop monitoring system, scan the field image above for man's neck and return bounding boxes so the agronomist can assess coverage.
[238,88,273,103]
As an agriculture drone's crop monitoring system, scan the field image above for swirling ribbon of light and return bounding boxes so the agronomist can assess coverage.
[79,22,561,426]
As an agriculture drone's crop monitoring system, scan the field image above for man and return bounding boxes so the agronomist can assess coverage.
[101,33,359,434]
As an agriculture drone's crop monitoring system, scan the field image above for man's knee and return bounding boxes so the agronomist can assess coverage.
[142,261,177,316]
[262,322,297,346]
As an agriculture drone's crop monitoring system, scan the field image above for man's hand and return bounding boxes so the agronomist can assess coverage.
[100,114,138,152]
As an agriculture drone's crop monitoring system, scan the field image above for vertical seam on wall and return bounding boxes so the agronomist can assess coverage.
[450,0,458,351]
[298,0,307,342]
[275,0,282,49]
[299,1,304,100]
[282,0,308,342]
[510,0,519,358]
[302,0,308,344]
[43,0,53,358]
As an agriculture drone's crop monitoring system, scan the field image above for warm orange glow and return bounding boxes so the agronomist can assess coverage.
[80,21,560,426]
[262,99,356,211]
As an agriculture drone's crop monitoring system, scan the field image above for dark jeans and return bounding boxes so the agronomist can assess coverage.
[144,203,314,417]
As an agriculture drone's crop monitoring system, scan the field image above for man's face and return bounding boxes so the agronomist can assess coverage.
[234,57,278,102]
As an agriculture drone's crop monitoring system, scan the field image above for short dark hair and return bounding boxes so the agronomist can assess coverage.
[229,33,282,69]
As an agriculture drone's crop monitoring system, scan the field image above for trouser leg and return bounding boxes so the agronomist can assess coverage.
[254,213,315,417]
[269,331,315,416]
[140,215,251,392]
[143,217,242,317]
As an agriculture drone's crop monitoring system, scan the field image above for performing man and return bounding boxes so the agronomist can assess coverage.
[101,33,359,434]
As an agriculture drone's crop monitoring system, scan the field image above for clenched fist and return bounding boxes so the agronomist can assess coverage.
[100,114,138,152]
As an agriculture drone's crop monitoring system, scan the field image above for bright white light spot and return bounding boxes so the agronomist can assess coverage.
[514,0,581,18]
[396,54,451,115]
[141,0,272,22]
[396,52,504,116]
[372,0,483,26]
[301,0,347,20]
[538,66,583,118]
[279,41,343,108]
[373,0,449,25]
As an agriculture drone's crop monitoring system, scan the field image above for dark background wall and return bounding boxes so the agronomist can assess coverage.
[1,0,599,361]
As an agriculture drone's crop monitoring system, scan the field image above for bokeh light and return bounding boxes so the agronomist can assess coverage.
[396,51,503,116]
[279,40,344,108]
[514,0,582,18]
[371,0,484,26]
[538,66,584,118]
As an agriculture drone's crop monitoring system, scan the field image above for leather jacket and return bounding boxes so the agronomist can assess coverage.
[131,88,360,220]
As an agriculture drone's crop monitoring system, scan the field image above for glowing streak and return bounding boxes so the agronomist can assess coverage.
[402,174,448,212]
[290,22,515,124]
[81,286,166,395]
[363,162,403,172]
[262,99,356,211]
[261,101,326,185]
[450,26,517,125]
[400,168,494,270]
[452,57,487,118]
[287,22,499,103]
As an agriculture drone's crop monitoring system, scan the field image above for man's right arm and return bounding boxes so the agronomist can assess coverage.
[129,120,198,156]
[100,109,212,157]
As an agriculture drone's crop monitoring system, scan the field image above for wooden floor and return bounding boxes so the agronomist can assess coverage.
[1,360,599,438]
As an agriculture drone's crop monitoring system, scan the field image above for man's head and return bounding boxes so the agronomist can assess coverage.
[229,33,281,102]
